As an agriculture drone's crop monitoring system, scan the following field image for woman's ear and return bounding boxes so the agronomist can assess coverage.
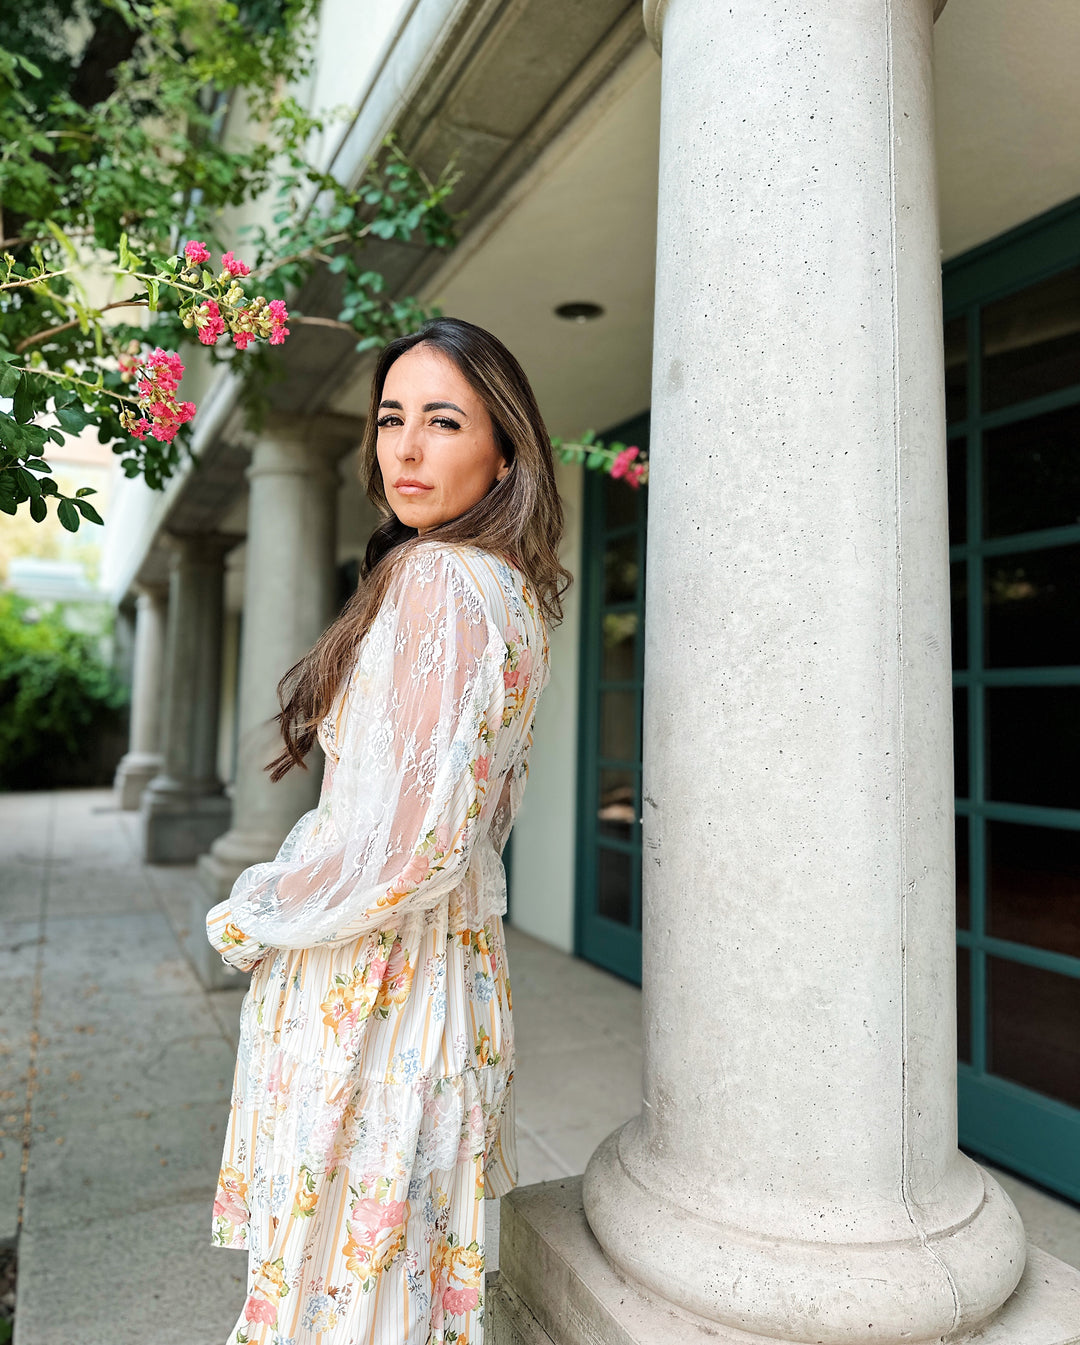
[496,459,510,481]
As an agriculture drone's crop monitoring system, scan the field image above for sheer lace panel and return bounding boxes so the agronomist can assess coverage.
[207,547,508,967]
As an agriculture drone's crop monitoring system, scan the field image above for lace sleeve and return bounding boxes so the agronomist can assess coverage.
[206,547,506,969]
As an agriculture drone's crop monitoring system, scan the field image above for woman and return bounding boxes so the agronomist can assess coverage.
[206,316,571,1344]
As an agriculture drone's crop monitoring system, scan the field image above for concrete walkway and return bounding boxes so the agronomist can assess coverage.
[0,789,1077,1343]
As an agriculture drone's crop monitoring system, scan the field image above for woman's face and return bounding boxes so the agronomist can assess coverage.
[376,343,509,534]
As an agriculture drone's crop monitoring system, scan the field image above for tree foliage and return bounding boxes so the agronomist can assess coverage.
[0,0,460,528]
[0,590,127,789]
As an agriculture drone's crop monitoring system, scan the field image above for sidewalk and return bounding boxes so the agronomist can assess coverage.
[0,789,644,1344]
[0,789,1077,1344]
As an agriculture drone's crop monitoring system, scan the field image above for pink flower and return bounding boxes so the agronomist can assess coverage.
[147,348,185,388]
[385,941,408,982]
[474,755,490,782]
[244,1295,276,1325]
[267,298,290,345]
[443,1285,480,1314]
[184,240,210,265]
[350,1197,407,1238]
[398,854,430,888]
[221,250,251,277]
[213,1192,248,1225]
[233,329,253,351]
[195,299,226,346]
[122,348,197,446]
[609,445,640,480]
[435,824,451,853]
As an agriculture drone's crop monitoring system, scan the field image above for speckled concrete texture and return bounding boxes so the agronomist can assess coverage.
[495,1179,1080,1345]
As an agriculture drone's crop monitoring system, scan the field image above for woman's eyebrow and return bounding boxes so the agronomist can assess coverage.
[377,399,466,414]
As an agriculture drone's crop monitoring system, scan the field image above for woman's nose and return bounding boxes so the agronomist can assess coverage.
[396,419,423,460]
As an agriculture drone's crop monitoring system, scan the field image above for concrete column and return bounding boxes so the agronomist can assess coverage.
[113,584,167,810]
[195,414,359,985]
[141,535,234,862]
[578,1,1030,1342]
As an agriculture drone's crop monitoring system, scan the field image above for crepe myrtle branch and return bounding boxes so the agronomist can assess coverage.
[551,430,649,488]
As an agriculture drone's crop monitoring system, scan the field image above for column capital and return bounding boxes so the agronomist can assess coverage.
[133,581,168,606]
[248,412,364,483]
[643,0,948,53]
[161,530,243,564]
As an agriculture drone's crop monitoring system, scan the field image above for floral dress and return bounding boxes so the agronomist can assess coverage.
[205,542,550,1345]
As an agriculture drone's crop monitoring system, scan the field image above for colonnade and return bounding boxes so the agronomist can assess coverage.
[114,0,1080,1333]
[116,416,362,982]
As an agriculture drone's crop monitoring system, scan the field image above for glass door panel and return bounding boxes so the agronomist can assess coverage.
[947,209,1080,1201]
[576,412,649,983]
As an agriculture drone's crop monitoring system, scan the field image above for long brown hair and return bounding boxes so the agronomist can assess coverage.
[267,316,573,781]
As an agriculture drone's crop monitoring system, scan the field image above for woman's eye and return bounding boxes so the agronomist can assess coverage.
[432,416,460,430]
[376,414,402,428]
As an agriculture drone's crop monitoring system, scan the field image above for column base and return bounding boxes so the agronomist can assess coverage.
[582,1123,1031,1343]
[114,751,163,811]
[492,1176,1080,1345]
[140,785,231,864]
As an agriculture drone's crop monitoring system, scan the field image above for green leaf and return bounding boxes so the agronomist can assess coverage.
[29,493,47,522]
[15,466,41,497]
[57,498,79,532]
[45,219,79,261]
[0,363,20,399]
[146,277,159,311]
[74,486,96,497]
[12,376,37,424]
[74,498,104,525]
[56,406,93,434]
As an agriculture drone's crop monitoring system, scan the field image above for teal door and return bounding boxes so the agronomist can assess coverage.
[575,412,649,984]
[945,198,1080,1201]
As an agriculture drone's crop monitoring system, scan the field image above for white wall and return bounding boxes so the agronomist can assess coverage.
[507,457,584,953]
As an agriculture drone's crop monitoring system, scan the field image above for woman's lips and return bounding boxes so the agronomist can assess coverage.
[395,483,433,495]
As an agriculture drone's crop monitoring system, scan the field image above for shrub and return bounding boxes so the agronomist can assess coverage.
[0,592,128,790]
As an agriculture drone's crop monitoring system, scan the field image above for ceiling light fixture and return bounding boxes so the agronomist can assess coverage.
[555,301,605,323]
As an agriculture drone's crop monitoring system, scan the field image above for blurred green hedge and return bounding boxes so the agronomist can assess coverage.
[0,592,129,790]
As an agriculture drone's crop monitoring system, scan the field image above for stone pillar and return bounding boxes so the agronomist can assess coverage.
[195,415,359,985]
[113,584,168,810]
[141,535,234,863]
[574,0,1029,1341]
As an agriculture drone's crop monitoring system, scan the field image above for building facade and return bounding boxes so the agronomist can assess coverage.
[102,0,1080,1339]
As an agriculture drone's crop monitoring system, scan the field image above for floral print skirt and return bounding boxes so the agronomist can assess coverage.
[211,901,518,1344]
